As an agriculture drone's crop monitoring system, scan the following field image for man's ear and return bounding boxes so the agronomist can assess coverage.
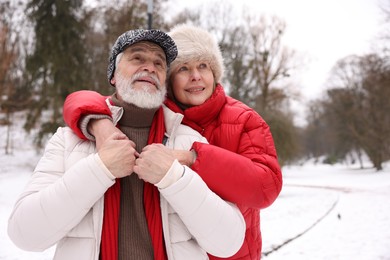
[110,77,116,85]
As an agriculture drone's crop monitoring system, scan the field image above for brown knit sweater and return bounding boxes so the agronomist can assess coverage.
[111,95,159,260]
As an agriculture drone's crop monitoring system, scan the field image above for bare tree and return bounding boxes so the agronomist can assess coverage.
[358,54,390,169]
[0,24,16,154]
[245,15,300,113]
[303,101,329,159]
[0,1,25,154]
[379,0,390,45]
[321,54,390,170]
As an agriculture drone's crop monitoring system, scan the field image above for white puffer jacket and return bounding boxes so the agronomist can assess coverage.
[8,105,245,260]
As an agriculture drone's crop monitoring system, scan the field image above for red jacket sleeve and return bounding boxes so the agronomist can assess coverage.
[63,90,111,139]
[190,114,282,210]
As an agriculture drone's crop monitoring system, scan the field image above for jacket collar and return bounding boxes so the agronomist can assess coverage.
[162,104,185,139]
[164,84,226,132]
[106,98,185,139]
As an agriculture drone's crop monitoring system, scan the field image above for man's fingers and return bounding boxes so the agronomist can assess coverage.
[108,133,136,148]
[109,132,128,140]
[141,143,164,152]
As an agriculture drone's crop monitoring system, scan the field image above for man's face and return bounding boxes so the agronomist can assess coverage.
[112,41,168,108]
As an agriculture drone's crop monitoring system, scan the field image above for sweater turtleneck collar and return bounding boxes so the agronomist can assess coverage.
[111,94,159,128]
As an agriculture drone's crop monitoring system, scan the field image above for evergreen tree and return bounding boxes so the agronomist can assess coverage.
[24,0,88,146]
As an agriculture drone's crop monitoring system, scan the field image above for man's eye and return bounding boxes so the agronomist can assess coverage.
[130,55,142,62]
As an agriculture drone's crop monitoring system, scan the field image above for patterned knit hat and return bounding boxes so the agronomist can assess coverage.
[168,24,224,83]
[107,29,178,86]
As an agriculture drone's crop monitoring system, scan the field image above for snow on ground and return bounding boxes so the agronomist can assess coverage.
[262,163,390,260]
[1,125,390,259]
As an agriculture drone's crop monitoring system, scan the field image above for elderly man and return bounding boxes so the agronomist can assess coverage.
[8,29,245,260]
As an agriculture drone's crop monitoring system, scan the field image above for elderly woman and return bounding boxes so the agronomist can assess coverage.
[63,24,282,259]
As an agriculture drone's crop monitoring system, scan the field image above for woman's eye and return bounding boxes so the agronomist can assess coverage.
[178,66,188,72]
[199,63,208,69]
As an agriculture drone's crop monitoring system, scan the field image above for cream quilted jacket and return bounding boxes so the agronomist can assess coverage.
[8,105,245,260]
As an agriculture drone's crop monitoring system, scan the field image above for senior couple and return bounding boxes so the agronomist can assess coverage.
[8,24,282,259]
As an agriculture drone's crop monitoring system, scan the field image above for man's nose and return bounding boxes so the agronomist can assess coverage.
[141,61,157,73]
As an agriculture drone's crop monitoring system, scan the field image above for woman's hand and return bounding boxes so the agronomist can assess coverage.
[134,144,176,184]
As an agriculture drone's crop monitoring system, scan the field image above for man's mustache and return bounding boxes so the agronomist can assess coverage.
[130,72,161,90]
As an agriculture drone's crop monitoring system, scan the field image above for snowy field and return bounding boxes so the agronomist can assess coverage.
[262,163,390,260]
[1,125,390,259]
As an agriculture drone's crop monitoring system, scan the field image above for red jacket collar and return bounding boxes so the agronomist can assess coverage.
[164,84,226,132]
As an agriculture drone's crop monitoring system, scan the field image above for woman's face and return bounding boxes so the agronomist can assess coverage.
[171,60,215,107]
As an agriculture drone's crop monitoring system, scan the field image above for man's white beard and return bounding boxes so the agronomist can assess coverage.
[115,71,167,109]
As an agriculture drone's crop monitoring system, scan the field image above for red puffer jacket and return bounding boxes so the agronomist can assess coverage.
[63,85,283,259]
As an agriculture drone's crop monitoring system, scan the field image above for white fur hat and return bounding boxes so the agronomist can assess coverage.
[168,24,224,83]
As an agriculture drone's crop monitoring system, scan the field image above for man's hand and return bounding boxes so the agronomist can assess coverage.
[89,118,134,150]
[134,144,176,184]
[98,133,138,178]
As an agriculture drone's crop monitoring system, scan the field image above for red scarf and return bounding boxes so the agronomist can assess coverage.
[100,107,167,260]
